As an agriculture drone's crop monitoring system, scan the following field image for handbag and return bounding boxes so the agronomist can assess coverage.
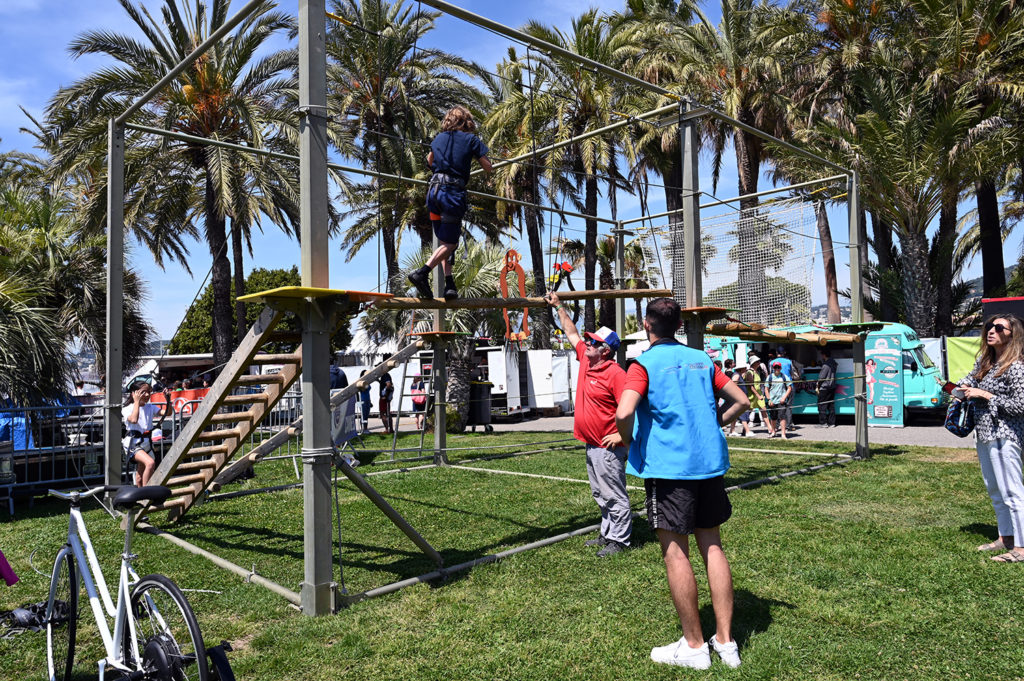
[944,398,976,438]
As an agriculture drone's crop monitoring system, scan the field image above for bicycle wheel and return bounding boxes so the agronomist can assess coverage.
[123,574,209,681]
[46,546,78,681]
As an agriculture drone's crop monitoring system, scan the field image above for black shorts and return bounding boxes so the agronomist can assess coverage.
[432,220,462,245]
[644,476,731,535]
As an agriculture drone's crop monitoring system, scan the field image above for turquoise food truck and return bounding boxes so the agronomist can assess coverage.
[708,322,947,421]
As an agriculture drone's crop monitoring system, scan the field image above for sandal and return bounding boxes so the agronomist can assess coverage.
[991,549,1024,563]
[977,540,1009,553]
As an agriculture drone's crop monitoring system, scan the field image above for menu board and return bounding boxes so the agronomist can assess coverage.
[866,334,904,427]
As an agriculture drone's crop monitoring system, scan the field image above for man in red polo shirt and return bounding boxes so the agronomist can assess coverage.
[545,292,630,557]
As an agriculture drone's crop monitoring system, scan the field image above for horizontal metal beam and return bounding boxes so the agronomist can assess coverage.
[125,123,618,225]
[474,103,679,176]
[377,288,671,310]
[116,0,266,125]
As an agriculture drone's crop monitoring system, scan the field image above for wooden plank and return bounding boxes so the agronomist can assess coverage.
[235,373,287,385]
[238,286,393,304]
[222,392,270,405]
[378,288,672,310]
[706,322,765,334]
[251,353,301,364]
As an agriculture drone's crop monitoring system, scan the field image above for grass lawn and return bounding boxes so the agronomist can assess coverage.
[2,431,1021,680]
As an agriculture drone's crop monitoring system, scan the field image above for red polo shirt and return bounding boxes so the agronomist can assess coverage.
[573,340,626,446]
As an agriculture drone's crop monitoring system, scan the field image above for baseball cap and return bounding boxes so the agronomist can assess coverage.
[772,362,782,369]
[585,326,620,351]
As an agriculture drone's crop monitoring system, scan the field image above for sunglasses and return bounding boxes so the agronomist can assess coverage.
[585,338,603,347]
[986,322,1012,335]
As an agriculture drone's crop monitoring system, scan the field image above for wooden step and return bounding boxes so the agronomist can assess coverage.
[174,459,219,473]
[222,392,270,405]
[236,373,286,385]
[149,497,187,511]
[167,472,209,487]
[251,353,300,364]
[209,411,254,424]
[185,445,229,458]
[170,485,200,498]
[196,428,243,443]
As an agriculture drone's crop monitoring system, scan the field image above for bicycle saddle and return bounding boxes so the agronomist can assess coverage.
[112,485,172,510]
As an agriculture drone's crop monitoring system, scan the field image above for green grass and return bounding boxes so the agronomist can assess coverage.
[2,432,1021,680]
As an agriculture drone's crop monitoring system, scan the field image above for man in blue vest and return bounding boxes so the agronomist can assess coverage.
[616,298,750,670]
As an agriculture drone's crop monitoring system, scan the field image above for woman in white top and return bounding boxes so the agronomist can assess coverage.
[122,379,171,487]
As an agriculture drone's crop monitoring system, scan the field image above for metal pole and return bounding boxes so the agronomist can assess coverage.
[432,236,448,466]
[104,120,125,489]
[848,172,870,459]
[681,102,703,350]
[613,224,627,365]
[115,0,267,125]
[297,0,334,616]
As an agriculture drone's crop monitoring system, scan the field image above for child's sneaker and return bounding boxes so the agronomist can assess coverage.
[650,638,711,669]
[709,634,741,668]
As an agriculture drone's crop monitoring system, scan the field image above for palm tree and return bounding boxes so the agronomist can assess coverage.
[671,0,796,321]
[522,10,629,330]
[45,0,299,367]
[326,0,486,288]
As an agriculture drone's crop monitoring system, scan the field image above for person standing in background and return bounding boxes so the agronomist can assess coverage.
[817,348,838,428]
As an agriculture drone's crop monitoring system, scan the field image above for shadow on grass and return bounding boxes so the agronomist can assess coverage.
[700,588,794,648]
[960,522,999,542]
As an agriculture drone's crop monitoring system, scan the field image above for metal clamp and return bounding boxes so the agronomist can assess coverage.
[301,447,334,464]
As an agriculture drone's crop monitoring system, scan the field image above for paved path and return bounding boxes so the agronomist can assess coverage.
[483,414,972,449]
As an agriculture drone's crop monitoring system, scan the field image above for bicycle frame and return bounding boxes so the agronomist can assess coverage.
[48,489,144,677]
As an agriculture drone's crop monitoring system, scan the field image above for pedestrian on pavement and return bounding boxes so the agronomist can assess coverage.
[727,363,754,438]
[379,368,395,434]
[545,292,631,558]
[958,313,1024,563]
[615,297,749,669]
[764,362,793,439]
[817,347,838,428]
[358,370,372,433]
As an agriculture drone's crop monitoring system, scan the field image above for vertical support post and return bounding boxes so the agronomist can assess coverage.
[613,224,627,365]
[432,235,448,465]
[105,119,125,488]
[298,0,334,616]
[681,102,703,350]
[848,172,869,459]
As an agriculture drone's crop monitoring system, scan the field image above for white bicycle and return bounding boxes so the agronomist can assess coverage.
[45,485,209,681]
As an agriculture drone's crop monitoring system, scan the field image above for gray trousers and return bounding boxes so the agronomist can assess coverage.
[585,444,632,545]
[977,438,1024,541]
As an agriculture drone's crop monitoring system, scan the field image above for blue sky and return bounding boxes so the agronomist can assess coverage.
[1,0,1018,340]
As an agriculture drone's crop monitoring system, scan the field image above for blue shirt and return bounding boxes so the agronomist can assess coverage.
[430,131,488,182]
[773,357,793,380]
[627,341,730,480]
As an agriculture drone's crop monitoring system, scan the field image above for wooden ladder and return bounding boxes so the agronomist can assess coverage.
[142,306,302,521]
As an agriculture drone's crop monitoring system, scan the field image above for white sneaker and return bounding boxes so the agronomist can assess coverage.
[710,635,741,668]
[650,638,711,669]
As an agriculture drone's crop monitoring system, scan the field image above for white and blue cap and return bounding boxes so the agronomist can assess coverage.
[585,326,620,351]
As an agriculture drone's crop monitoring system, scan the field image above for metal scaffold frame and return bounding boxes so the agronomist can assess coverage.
[104,0,868,616]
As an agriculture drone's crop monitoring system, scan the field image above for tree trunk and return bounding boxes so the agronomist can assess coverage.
[584,175,598,330]
[934,190,958,336]
[814,200,841,323]
[231,217,247,345]
[446,346,473,432]
[734,126,762,321]
[526,178,550,349]
[976,178,1006,297]
[375,138,399,289]
[870,210,896,321]
[900,228,936,336]
[205,174,233,368]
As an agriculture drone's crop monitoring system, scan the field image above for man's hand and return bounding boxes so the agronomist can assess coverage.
[601,431,624,449]
[544,292,560,307]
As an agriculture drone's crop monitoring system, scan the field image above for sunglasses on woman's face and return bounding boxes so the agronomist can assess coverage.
[986,322,1012,335]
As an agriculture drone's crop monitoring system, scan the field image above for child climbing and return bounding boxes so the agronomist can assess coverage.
[408,105,493,301]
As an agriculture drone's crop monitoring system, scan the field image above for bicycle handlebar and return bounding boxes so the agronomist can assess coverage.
[48,485,121,502]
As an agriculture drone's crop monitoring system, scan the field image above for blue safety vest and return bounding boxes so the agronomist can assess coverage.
[626,341,730,480]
